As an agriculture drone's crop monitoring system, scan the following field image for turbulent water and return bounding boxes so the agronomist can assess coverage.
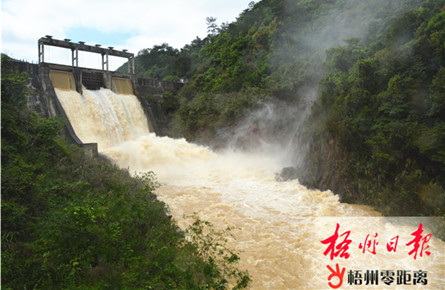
[53,76,445,289]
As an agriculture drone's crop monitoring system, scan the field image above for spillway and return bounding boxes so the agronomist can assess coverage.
[51,73,445,289]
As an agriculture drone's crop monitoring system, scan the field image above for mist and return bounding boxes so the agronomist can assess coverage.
[216,0,425,175]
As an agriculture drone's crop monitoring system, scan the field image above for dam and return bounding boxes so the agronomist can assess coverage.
[23,36,182,156]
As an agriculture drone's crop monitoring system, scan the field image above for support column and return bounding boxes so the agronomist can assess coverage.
[102,53,109,71]
[38,42,44,64]
[128,56,134,74]
[72,48,78,67]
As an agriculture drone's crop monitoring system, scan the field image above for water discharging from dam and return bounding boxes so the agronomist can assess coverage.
[52,73,444,289]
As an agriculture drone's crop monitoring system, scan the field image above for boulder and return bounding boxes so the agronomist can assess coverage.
[275,166,299,182]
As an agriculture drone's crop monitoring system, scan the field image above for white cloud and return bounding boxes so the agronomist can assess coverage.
[1,0,255,69]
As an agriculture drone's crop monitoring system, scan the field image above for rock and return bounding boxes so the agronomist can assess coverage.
[275,166,299,182]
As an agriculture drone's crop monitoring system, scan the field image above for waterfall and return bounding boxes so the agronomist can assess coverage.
[52,72,149,151]
[51,73,445,289]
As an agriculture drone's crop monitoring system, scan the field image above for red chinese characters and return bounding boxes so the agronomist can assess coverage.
[406,223,431,259]
[386,235,399,252]
[321,223,350,289]
[359,233,378,255]
[321,222,432,289]
[321,223,352,260]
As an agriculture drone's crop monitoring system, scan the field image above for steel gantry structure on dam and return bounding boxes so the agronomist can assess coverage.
[38,35,135,73]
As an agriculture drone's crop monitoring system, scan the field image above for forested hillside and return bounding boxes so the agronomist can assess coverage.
[127,0,445,216]
[1,55,250,289]
[302,1,445,215]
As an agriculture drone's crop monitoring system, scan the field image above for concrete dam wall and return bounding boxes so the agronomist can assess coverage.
[13,60,182,156]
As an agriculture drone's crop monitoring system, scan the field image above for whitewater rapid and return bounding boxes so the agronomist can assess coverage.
[53,84,444,289]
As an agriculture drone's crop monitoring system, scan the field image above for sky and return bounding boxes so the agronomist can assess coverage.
[1,0,255,70]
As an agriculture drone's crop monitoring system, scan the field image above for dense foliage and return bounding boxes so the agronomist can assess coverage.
[304,1,445,215]
[125,0,445,216]
[1,55,250,289]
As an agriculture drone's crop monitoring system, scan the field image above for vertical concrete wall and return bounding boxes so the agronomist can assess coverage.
[133,78,183,136]
[12,61,58,118]
[12,61,98,156]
